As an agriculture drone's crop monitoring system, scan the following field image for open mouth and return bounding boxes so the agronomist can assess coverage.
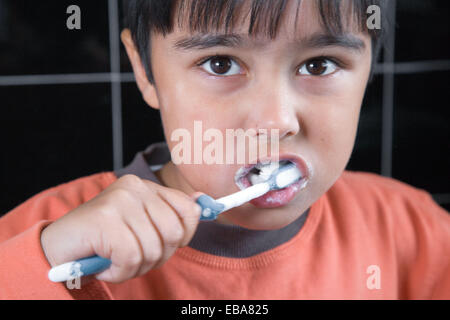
[235,159,297,188]
[233,156,310,208]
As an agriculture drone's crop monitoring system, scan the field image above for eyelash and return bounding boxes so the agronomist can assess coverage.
[196,55,344,77]
[195,55,243,76]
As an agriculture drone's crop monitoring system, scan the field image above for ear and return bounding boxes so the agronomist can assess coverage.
[121,29,160,110]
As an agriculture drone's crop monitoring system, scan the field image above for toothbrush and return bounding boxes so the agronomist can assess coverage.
[48,162,302,282]
[196,161,302,220]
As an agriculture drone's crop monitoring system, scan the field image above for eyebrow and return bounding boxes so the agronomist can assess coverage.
[173,32,366,52]
[304,33,366,52]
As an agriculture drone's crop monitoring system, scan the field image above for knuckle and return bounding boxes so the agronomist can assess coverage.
[164,225,184,247]
[146,246,163,264]
[95,204,119,220]
[119,174,143,187]
[165,188,190,203]
[190,202,202,219]
[119,235,143,268]
[173,188,190,199]
[124,248,143,268]
[111,188,136,203]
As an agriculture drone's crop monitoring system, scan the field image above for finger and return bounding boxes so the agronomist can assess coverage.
[94,222,143,283]
[143,192,186,269]
[156,188,202,247]
[122,195,164,277]
[190,191,205,201]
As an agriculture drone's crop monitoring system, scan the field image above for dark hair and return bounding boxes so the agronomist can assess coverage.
[123,0,387,84]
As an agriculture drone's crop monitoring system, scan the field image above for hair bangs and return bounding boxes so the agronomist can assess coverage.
[173,0,292,39]
[170,0,383,40]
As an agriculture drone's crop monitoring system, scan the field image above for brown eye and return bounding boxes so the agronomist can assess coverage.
[306,59,327,75]
[210,56,232,74]
[200,56,242,76]
[299,58,337,76]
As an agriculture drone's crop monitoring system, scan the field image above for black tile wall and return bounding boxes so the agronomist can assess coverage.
[392,72,450,193]
[346,75,383,174]
[0,0,110,75]
[121,82,165,166]
[0,84,113,215]
[396,0,450,62]
[441,203,450,212]
[118,1,133,74]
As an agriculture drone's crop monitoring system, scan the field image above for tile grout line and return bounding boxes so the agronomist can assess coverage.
[1,59,450,86]
[373,60,450,74]
[108,0,123,170]
[381,0,396,178]
[0,73,135,86]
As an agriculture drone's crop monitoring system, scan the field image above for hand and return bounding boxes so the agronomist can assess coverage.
[40,174,202,283]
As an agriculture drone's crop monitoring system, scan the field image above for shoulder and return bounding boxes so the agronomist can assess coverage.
[3,172,117,223]
[0,171,118,240]
[327,170,450,253]
[336,170,431,201]
[332,170,449,224]
[332,171,444,211]
[31,171,116,200]
[328,171,450,299]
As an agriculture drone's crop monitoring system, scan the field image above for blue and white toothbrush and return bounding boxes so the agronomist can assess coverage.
[48,162,302,282]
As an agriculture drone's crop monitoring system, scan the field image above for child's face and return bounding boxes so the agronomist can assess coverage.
[124,0,372,229]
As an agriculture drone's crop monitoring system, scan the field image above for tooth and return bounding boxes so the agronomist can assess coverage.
[247,161,282,185]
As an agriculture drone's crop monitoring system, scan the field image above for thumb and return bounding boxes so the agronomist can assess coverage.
[190,191,206,202]
[175,192,206,247]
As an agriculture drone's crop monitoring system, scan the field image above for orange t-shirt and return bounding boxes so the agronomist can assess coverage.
[0,168,449,299]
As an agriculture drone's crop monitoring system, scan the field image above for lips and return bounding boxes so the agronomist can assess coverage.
[234,154,311,208]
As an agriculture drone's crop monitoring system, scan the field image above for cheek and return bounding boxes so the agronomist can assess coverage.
[306,86,364,177]
[321,109,358,157]
[307,71,366,150]
[158,76,239,132]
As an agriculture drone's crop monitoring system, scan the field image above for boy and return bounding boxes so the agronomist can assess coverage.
[0,0,449,299]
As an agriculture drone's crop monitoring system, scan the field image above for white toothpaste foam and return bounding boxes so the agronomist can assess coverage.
[248,162,281,185]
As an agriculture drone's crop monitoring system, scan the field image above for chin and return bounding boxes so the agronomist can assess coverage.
[220,204,304,230]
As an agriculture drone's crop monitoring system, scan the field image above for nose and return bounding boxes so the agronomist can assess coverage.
[242,78,300,140]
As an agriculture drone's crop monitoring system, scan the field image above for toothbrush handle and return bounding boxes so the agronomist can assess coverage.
[48,255,111,282]
[216,183,270,211]
[197,194,225,221]
[196,183,269,220]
